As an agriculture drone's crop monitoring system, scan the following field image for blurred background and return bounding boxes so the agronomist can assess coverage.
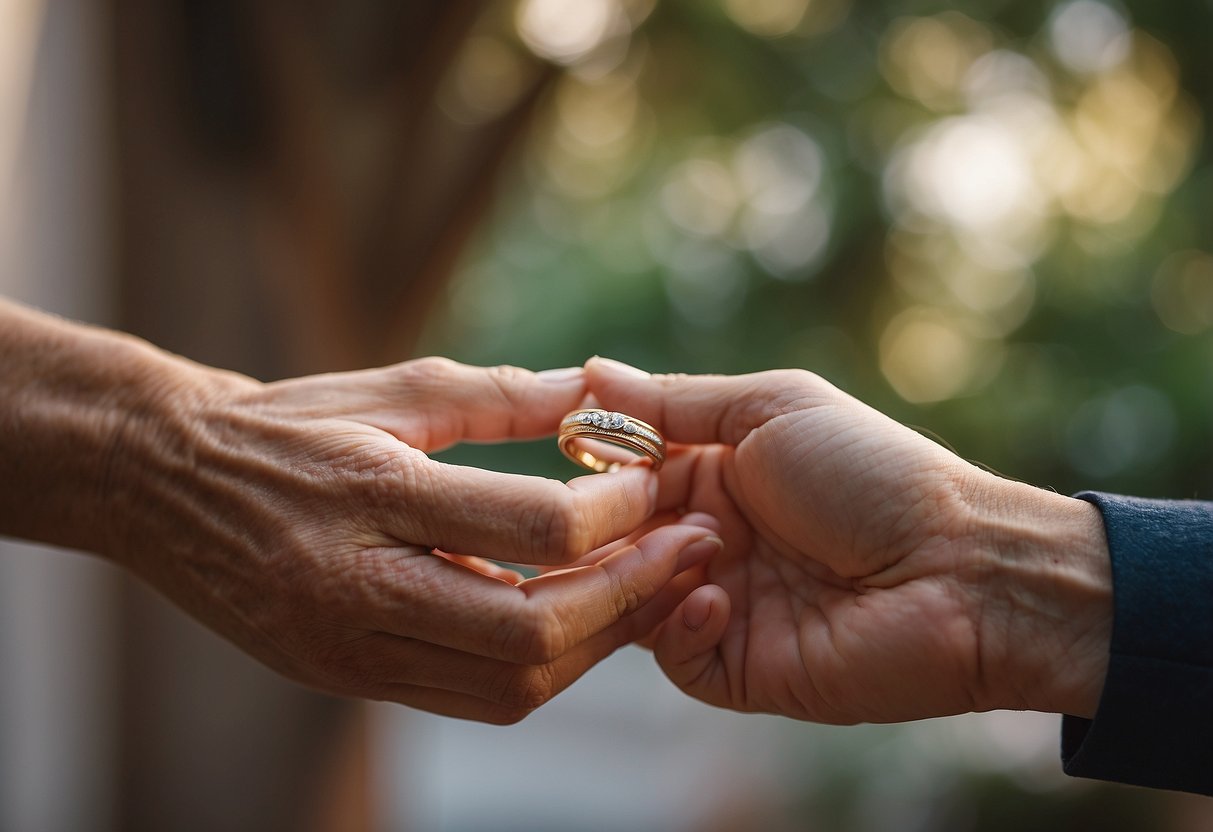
[0,0,1210,830]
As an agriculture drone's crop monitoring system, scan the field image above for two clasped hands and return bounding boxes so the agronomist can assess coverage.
[87,341,1112,727]
[0,299,1111,728]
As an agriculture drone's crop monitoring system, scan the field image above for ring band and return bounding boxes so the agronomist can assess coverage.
[558,409,666,472]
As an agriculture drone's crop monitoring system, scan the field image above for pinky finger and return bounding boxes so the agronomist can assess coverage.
[653,584,732,704]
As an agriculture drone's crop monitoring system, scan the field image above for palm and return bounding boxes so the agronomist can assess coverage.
[604,369,987,724]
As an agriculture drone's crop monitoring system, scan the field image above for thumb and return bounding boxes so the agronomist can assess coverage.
[585,357,838,446]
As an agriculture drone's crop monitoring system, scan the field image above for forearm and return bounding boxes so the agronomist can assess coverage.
[0,298,236,558]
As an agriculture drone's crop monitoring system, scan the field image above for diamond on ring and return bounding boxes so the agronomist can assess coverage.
[557,408,666,472]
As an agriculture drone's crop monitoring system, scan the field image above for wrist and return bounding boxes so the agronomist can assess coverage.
[0,301,253,560]
[96,341,255,566]
[959,473,1112,717]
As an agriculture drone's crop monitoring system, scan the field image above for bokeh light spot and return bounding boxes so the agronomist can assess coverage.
[722,0,809,38]
[733,124,831,277]
[660,157,739,237]
[1048,0,1131,75]
[734,123,823,214]
[439,36,531,125]
[881,13,992,110]
[516,0,619,65]
[1152,250,1213,335]
[879,307,985,403]
[892,117,1042,234]
[555,75,640,152]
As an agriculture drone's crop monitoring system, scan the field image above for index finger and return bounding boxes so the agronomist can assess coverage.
[266,359,591,452]
[382,458,658,566]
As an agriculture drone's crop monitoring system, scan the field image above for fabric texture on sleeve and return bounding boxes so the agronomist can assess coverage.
[1062,491,1213,796]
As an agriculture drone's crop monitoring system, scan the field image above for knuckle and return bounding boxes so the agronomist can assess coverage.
[494,665,557,712]
[609,571,647,620]
[716,369,832,440]
[483,365,532,432]
[393,357,465,401]
[766,368,830,403]
[529,610,568,664]
[400,355,460,382]
[771,367,819,387]
[489,612,522,660]
[324,436,425,504]
[362,451,423,510]
[486,363,532,391]
[500,606,567,665]
[529,497,589,563]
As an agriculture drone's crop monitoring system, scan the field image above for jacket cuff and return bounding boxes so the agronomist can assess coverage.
[1062,492,1213,796]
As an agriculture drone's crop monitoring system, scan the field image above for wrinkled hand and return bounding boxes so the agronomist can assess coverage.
[106,357,719,723]
[586,358,1111,724]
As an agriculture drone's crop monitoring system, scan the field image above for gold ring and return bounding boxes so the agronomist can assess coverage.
[558,409,666,472]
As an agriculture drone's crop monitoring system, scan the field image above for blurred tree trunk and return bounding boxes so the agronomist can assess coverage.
[106,1,550,828]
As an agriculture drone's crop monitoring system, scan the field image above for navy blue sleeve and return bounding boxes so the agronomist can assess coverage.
[1061,492,1213,796]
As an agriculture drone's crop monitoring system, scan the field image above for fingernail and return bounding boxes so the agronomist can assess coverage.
[679,511,720,531]
[537,366,584,384]
[682,594,713,631]
[676,535,723,571]
[593,356,650,379]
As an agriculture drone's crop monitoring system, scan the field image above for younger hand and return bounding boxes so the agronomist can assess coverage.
[586,358,1112,724]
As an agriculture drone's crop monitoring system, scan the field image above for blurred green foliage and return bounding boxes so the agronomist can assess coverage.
[424,0,1212,507]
